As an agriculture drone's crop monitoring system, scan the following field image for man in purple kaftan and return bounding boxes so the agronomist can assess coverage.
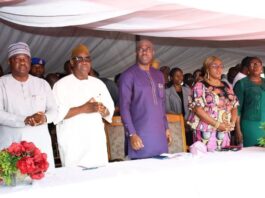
[119,40,172,159]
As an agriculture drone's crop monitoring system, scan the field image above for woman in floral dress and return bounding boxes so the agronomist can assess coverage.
[188,56,239,151]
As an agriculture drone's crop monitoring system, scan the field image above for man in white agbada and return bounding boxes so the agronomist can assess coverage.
[53,44,114,168]
[0,42,56,168]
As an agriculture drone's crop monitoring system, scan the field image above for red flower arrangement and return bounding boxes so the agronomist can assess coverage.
[0,141,49,185]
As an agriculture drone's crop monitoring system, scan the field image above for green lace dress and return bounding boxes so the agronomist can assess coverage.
[234,77,265,146]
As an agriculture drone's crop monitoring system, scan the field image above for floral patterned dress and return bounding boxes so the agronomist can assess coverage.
[187,80,238,151]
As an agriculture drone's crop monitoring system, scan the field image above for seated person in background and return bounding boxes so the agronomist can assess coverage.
[187,56,238,151]
[53,44,114,167]
[0,42,56,167]
[30,57,46,78]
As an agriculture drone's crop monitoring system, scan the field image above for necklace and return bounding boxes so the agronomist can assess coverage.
[250,77,262,84]
[205,79,223,87]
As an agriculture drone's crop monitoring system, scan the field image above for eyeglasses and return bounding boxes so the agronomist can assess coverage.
[210,64,224,69]
[72,56,91,63]
[250,62,262,67]
[137,47,153,53]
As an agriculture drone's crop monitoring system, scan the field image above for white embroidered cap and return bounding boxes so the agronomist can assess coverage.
[8,42,31,58]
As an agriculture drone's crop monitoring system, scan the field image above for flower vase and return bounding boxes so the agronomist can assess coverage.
[9,172,33,186]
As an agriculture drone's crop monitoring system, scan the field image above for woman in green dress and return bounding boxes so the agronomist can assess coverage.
[234,56,265,146]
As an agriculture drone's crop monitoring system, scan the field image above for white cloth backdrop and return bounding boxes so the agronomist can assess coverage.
[1,0,265,76]
[2,0,265,40]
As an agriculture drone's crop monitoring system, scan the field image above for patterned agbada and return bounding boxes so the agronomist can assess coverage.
[0,74,56,167]
[119,64,168,159]
[187,80,239,150]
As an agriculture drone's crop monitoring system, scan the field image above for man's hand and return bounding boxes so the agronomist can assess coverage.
[24,112,46,126]
[81,98,108,116]
[130,133,144,151]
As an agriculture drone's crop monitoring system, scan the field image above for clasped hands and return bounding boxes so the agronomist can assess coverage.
[218,122,235,132]
[24,112,47,126]
[82,98,108,116]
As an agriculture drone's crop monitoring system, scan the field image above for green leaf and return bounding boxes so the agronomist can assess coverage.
[258,122,265,147]
[0,151,20,185]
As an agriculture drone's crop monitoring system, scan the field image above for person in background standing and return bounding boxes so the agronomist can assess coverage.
[30,57,46,79]
[232,57,250,87]
[160,65,171,88]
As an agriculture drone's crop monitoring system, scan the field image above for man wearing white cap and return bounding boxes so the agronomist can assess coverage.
[0,42,56,168]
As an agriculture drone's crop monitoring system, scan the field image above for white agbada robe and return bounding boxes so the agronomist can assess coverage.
[53,74,114,168]
[0,74,56,168]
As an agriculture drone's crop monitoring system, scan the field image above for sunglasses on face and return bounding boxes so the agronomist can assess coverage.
[72,56,91,63]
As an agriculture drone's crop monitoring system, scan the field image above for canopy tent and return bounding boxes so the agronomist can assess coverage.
[1,0,265,77]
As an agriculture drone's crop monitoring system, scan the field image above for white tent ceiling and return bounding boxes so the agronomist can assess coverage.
[1,0,265,77]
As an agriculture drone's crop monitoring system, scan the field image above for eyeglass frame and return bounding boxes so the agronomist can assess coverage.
[249,62,262,68]
[72,56,91,63]
[209,63,224,69]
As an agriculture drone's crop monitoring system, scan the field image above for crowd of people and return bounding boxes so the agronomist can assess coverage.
[0,39,264,169]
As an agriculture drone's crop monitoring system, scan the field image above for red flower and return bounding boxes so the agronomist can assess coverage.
[17,156,36,174]
[21,141,37,155]
[1,140,49,184]
[7,142,25,157]
[33,148,41,156]
[30,172,44,180]
[33,153,49,172]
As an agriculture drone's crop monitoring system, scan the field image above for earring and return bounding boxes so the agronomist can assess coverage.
[206,70,210,80]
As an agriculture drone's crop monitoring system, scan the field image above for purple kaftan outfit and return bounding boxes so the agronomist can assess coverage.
[119,64,168,159]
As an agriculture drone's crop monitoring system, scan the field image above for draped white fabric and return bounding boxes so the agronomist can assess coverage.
[1,0,265,77]
[2,0,265,40]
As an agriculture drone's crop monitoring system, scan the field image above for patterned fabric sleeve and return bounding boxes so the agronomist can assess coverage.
[189,82,206,109]
[224,82,239,109]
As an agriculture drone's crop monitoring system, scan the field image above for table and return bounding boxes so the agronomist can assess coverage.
[1,147,265,198]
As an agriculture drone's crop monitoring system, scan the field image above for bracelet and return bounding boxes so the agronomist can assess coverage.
[213,121,220,129]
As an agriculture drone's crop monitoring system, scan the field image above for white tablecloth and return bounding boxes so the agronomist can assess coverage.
[1,147,265,198]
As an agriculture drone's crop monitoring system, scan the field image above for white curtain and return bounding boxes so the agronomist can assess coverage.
[2,0,265,40]
[1,0,265,76]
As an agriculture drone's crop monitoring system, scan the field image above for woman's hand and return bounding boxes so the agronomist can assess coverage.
[217,122,235,132]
